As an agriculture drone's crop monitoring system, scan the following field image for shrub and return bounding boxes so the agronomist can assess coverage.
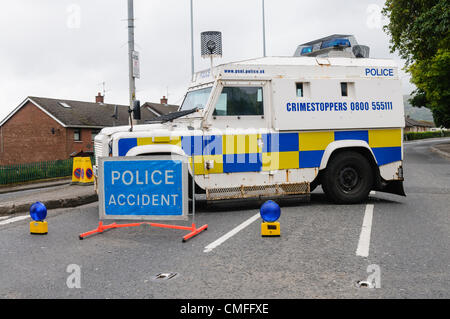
[405,131,450,141]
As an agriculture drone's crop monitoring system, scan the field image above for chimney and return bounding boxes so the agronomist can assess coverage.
[96,92,104,104]
[160,96,168,105]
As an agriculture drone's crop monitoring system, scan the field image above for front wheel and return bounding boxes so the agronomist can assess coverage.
[322,151,374,204]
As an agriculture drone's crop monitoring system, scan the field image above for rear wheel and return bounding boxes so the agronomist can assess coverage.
[322,151,374,204]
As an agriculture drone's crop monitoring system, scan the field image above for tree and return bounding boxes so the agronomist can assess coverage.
[382,0,450,127]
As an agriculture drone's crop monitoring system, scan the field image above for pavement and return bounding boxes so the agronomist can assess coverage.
[0,179,97,216]
[0,177,71,194]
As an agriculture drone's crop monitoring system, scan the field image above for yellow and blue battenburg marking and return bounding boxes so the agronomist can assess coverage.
[117,129,402,174]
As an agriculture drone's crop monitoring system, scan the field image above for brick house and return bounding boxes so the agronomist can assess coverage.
[404,116,435,133]
[0,94,178,165]
[140,96,178,120]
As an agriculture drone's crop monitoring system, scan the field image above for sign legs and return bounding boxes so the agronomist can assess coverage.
[79,221,208,242]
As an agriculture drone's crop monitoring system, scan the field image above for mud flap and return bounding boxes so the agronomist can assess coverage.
[378,180,406,196]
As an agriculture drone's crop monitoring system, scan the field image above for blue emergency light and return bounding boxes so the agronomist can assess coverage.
[30,202,47,221]
[301,46,313,55]
[29,202,48,235]
[260,200,281,223]
[260,200,281,237]
[321,38,351,49]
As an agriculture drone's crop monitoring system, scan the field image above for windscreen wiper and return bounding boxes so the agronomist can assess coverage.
[146,108,198,124]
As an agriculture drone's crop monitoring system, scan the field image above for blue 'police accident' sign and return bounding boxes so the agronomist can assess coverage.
[98,156,188,221]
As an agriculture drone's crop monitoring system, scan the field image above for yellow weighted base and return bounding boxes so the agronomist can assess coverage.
[261,221,280,237]
[30,221,48,235]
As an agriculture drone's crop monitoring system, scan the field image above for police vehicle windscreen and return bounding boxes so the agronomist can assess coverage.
[180,87,212,111]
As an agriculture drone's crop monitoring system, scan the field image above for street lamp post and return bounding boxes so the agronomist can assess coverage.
[128,0,137,126]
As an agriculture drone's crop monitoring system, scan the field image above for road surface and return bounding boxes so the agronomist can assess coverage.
[0,138,448,298]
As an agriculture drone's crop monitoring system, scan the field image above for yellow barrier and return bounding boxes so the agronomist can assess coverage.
[72,157,94,185]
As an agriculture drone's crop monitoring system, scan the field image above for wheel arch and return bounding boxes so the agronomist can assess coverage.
[125,144,187,157]
[319,140,377,170]
[314,140,381,190]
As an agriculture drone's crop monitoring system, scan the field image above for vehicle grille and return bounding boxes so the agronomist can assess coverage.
[206,182,310,200]
[94,140,104,167]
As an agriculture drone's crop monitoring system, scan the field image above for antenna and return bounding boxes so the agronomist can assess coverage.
[97,81,106,97]
[190,0,195,80]
[262,0,266,57]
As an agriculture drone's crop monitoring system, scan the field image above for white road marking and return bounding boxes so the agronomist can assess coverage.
[204,213,261,253]
[370,191,376,195]
[356,204,374,257]
[0,215,30,226]
[0,216,10,221]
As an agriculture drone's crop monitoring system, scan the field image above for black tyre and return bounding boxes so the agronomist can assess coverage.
[322,151,374,204]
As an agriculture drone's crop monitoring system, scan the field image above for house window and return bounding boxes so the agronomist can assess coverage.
[74,129,81,141]
[296,83,304,97]
[213,87,263,116]
[91,129,101,142]
[341,82,348,97]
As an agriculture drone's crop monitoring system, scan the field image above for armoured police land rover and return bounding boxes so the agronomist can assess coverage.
[94,35,405,204]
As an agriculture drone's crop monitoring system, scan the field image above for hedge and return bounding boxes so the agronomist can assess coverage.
[404,131,450,141]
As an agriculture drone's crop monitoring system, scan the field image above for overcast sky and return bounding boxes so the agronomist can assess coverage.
[0,0,414,121]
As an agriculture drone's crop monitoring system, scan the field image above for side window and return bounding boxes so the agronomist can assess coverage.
[296,83,304,97]
[295,82,310,98]
[340,82,355,98]
[341,82,348,97]
[213,87,263,116]
[214,93,227,116]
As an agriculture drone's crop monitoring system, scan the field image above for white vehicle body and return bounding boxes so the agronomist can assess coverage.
[94,56,405,203]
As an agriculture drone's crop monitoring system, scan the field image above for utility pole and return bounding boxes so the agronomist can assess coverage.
[262,0,266,57]
[190,0,195,80]
[128,0,137,125]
